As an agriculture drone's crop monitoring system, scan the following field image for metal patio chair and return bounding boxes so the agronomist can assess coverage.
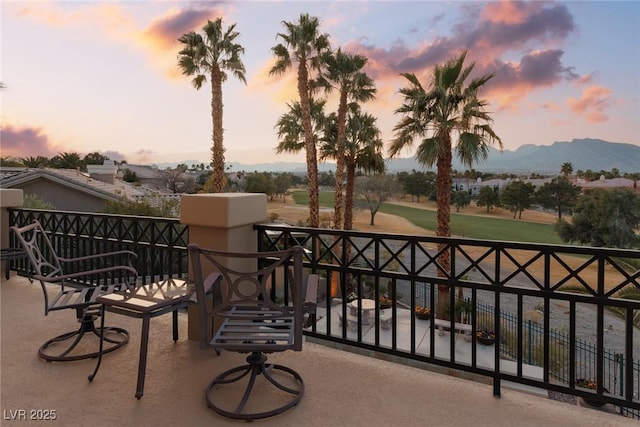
[10,220,138,362]
[188,244,317,421]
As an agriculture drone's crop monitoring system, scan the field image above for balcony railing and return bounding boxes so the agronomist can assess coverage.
[7,209,639,416]
[8,208,188,284]
[256,223,640,416]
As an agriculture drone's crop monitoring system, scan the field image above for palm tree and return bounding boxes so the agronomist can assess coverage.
[275,98,328,157]
[321,105,385,230]
[178,18,246,193]
[315,49,376,229]
[51,152,83,170]
[20,156,49,168]
[270,13,331,228]
[561,162,573,178]
[389,51,502,319]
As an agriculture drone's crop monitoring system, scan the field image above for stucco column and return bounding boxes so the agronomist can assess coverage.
[180,193,268,341]
[0,189,24,278]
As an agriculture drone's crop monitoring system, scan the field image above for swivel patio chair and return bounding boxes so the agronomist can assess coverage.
[188,244,317,421]
[10,220,138,362]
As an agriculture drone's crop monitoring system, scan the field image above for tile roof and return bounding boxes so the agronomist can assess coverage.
[0,167,147,200]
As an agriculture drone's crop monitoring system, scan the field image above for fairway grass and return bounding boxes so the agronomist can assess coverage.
[291,190,562,244]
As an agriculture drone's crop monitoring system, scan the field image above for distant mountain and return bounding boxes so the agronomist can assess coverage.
[384,139,640,174]
[169,139,639,174]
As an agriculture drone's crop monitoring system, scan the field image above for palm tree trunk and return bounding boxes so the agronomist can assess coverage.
[333,92,347,229]
[343,162,356,230]
[297,62,319,228]
[211,68,226,193]
[436,134,453,319]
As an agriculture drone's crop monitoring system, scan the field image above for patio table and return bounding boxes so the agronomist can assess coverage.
[348,298,377,325]
[88,278,195,399]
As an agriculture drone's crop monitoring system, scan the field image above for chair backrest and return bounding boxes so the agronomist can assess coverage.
[11,220,64,280]
[188,244,305,351]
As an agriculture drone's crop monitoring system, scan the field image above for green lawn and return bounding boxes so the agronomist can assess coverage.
[290,190,562,244]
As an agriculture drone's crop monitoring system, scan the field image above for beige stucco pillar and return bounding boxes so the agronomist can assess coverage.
[179,193,268,341]
[0,189,24,278]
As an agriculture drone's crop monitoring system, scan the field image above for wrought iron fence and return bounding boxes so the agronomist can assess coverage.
[256,223,640,415]
[6,210,639,416]
[8,208,188,284]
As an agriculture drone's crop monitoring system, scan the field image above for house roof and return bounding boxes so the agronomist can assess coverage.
[578,177,637,189]
[119,164,164,179]
[0,167,147,201]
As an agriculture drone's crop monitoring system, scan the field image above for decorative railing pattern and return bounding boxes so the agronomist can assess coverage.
[8,208,188,284]
[256,223,640,414]
[6,209,639,416]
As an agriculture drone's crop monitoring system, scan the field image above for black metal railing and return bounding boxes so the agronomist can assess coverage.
[256,223,640,415]
[6,209,639,416]
[8,208,189,283]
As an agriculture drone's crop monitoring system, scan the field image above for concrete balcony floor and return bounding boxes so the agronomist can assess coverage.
[1,274,634,426]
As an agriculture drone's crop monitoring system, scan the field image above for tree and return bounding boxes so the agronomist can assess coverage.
[452,190,471,212]
[556,188,640,248]
[178,18,246,193]
[501,181,535,219]
[354,174,398,226]
[275,98,327,158]
[23,194,55,209]
[0,157,21,167]
[104,197,179,218]
[476,186,500,212]
[400,170,436,202]
[583,169,596,182]
[121,168,138,183]
[84,152,109,165]
[270,13,331,228]
[535,176,581,219]
[245,172,275,198]
[315,48,376,229]
[560,162,573,177]
[388,51,502,319]
[321,105,385,230]
[162,168,196,193]
[50,152,84,170]
[19,156,49,168]
[274,173,292,202]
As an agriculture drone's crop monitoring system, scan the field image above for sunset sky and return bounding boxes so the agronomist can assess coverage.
[2,0,639,168]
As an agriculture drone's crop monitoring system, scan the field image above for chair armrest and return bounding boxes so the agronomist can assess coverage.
[36,265,139,287]
[188,272,222,304]
[58,250,137,265]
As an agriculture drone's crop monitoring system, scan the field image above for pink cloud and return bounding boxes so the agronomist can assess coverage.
[338,1,580,113]
[0,124,60,158]
[567,85,613,123]
[0,123,129,161]
[138,6,228,80]
[132,149,156,164]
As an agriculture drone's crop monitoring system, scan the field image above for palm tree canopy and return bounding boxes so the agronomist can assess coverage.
[275,98,327,154]
[320,106,385,173]
[389,51,502,167]
[314,48,376,103]
[269,13,331,79]
[561,162,574,177]
[177,18,247,89]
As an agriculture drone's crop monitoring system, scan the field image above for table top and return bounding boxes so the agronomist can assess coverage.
[349,298,376,311]
[97,278,194,313]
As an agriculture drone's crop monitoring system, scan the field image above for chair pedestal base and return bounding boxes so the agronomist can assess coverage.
[39,314,129,362]
[206,352,304,421]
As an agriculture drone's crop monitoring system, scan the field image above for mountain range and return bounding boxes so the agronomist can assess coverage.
[164,138,639,174]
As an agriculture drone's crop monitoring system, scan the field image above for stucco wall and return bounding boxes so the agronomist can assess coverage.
[18,179,108,212]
